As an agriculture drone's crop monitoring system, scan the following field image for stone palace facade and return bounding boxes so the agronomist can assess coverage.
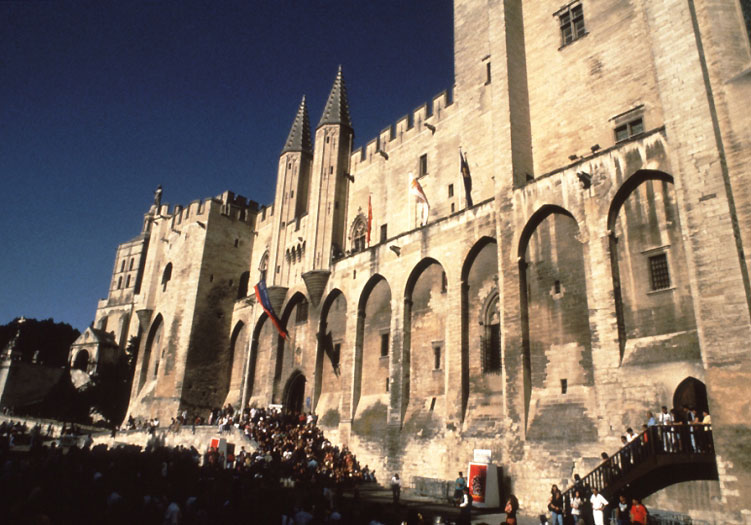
[76,1,751,520]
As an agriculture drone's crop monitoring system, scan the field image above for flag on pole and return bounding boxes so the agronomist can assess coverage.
[254,278,288,339]
[410,174,430,226]
[367,194,373,245]
[460,149,473,208]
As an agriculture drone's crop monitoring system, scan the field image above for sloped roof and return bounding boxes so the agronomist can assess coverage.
[318,66,352,129]
[282,95,313,154]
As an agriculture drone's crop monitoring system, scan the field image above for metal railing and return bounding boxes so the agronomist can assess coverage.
[563,424,714,500]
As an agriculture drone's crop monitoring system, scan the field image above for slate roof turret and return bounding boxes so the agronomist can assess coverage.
[282,95,312,154]
[318,66,352,130]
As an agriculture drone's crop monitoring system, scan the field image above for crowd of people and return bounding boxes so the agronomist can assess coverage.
[0,408,438,524]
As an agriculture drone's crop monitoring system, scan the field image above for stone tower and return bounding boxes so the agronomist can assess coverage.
[303,67,353,306]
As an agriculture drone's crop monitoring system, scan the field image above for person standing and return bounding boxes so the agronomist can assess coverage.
[615,494,630,525]
[630,498,648,524]
[453,472,467,506]
[569,489,584,524]
[590,487,608,525]
[390,473,401,504]
[548,485,564,525]
[459,486,472,525]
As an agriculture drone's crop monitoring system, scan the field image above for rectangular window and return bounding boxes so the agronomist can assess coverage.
[381,332,389,357]
[419,154,428,176]
[558,2,586,46]
[649,253,671,290]
[485,62,492,84]
[615,117,644,142]
[448,184,454,197]
[433,345,441,370]
[380,224,388,243]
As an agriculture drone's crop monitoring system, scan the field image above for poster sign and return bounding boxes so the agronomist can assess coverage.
[468,463,487,503]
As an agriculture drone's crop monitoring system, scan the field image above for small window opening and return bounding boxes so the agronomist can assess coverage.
[441,271,448,294]
[126,275,131,288]
[419,154,428,176]
[451,203,455,213]
[380,224,388,243]
[161,263,172,292]
[117,277,123,289]
[485,62,492,84]
[433,345,441,370]
[558,3,586,46]
[386,378,389,392]
[120,260,125,272]
[353,269,357,279]
[381,332,389,357]
[234,239,239,247]
[649,253,671,290]
[129,258,135,270]
[448,184,454,197]
[561,379,568,394]
[554,280,561,294]
[615,117,644,142]
[430,397,437,411]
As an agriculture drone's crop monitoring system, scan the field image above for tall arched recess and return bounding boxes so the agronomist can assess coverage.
[223,321,246,405]
[315,289,347,428]
[273,292,309,404]
[353,275,391,424]
[243,313,269,407]
[607,170,699,363]
[518,206,596,442]
[461,237,499,422]
[139,313,164,392]
[403,258,448,425]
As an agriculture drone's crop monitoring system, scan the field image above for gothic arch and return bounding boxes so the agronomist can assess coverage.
[673,376,708,416]
[353,274,392,419]
[518,206,592,433]
[243,313,268,405]
[273,292,309,403]
[460,236,499,421]
[403,257,447,424]
[283,370,307,413]
[139,313,164,392]
[349,213,368,253]
[606,170,697,362]
[314,289,346,417]
[224,321,246,403]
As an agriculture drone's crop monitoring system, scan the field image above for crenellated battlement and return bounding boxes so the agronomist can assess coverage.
[144,191,259,233]
[350,86,454,166]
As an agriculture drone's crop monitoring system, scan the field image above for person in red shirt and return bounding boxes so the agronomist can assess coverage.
[630,498,648,524]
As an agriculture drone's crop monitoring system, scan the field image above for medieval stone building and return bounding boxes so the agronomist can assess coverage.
[80,1,751,521]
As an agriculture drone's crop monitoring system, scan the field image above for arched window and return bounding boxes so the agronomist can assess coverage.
[129,258,135,270]
[73,350,89,371]
[350,215,367,253]
[162,263,173,292]
[482,292,501,374]
[259,251,269,283]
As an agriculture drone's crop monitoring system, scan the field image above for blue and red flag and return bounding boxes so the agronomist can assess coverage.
[254,279,288,339]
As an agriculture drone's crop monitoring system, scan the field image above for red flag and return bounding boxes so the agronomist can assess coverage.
[367,195,372,245]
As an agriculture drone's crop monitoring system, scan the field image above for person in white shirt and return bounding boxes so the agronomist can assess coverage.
[590,487,609,525]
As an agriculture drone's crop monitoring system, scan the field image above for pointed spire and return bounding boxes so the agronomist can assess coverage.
[318,66,352,129]
[282,95,312,154]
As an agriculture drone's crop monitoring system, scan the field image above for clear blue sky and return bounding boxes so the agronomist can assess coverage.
[0,1,454,331]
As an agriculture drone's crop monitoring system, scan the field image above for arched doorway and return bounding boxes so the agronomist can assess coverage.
[73,350,89,371]
[284,372,306,413]
[673,377,708,415]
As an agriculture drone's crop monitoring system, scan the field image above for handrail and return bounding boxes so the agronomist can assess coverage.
[562,424,714,504]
